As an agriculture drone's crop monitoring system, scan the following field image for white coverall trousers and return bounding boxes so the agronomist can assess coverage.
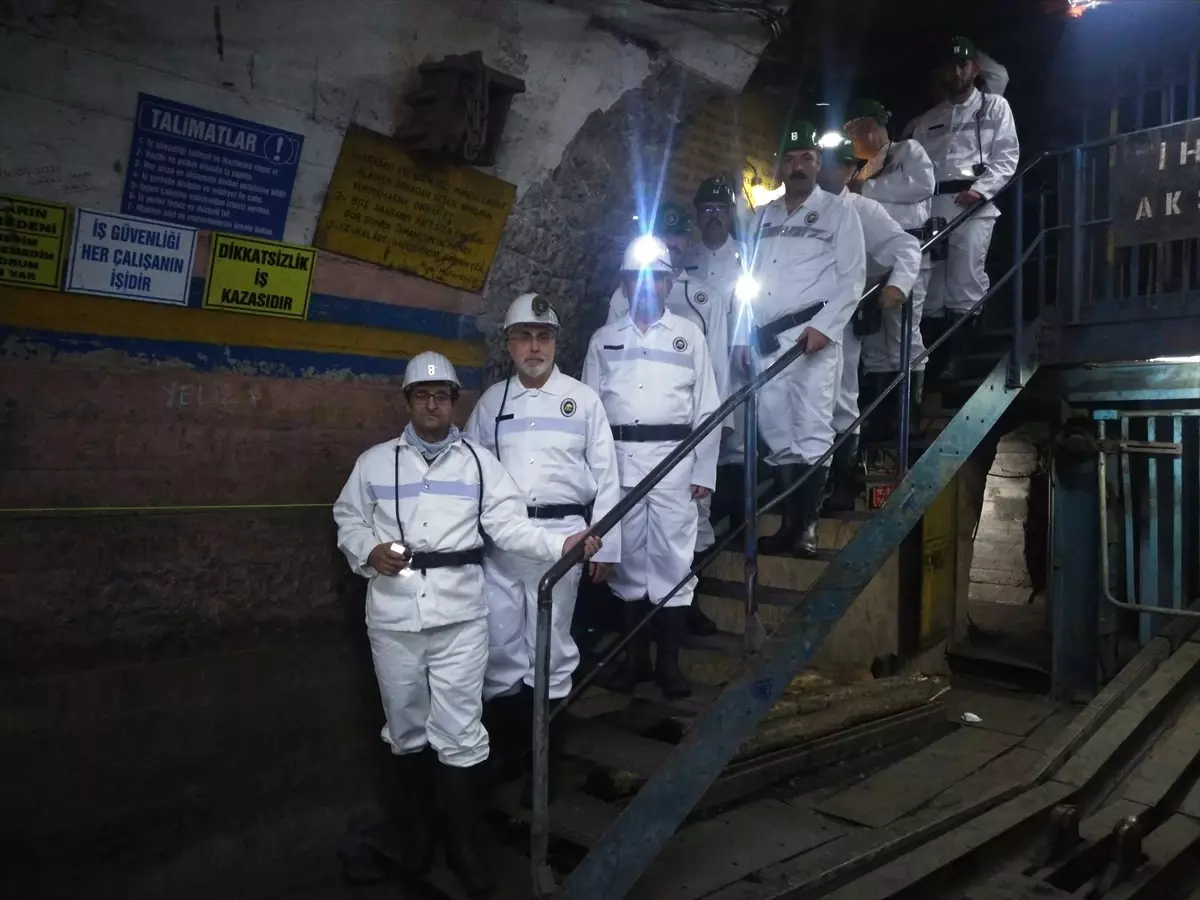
[924,216,996,318]
[863,268,932,373]
[369,616,490,768]
[757,323,841,467]
[832,323,862,436]
[611,461,698,609]
[482,515,585,702]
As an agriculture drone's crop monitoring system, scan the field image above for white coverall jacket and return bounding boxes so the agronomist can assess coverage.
[912,88,1019,317]
[334,432,567,767]
[609,273,732,553]
[746,186,866,467]
[464,367,621,701]
[583,310,721,608]
[689,236,754,468]
[832,189,924,436]
[852,140,937,374]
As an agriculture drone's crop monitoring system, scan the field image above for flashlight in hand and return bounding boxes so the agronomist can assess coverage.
[734,273,761,306]
[390,542,414,578]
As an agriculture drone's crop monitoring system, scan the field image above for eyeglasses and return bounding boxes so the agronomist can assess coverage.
[411,390,453,406]
[698,205,730,215]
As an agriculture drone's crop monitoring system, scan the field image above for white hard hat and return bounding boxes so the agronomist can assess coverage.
[403,351,460,390]
[621,235,673,274]
[504,292,560,331]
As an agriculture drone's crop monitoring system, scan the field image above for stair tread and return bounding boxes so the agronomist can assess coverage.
[680,630,746,655]
[492,782,619,848]
[697,576,807,606]
[562,719,674,777]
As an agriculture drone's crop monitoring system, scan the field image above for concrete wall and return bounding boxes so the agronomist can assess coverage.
[969,432,1038,605]
[0,2,776,895]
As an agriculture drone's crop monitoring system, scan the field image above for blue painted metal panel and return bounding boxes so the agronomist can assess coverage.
[560,347,1037,900]
[1173,416,1183,611]
[1051,450,1100,702]
[1141,417,1160,642]
[1059,363,1200,403]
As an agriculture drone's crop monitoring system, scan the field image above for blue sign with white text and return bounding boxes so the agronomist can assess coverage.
[121,93,304,241]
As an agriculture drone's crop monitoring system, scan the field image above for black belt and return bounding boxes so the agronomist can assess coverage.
[527,503,589,520]
[935,179,974,195]
[408,547,485,573]
[611,424,691,442]
[905,227,924,240]
[753,301,825,354]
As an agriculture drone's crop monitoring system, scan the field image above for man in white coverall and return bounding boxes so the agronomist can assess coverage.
[690,175,754,550]
[464,293,621,800]
[912,36,1019,380]
[587,234,721,699]
[607,203,730,636]
[747,120,866,558]
[844,98,936,443]
[817,137,923,512]
[333,352,599,897]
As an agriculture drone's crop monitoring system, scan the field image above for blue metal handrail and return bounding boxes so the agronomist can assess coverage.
[528,150,1051,895]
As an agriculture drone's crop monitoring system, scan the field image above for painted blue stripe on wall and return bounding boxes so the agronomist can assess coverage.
[183,277,484,342]
[0,326,484,389]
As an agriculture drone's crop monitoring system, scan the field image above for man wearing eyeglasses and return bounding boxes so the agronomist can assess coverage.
[464,293,621,803]
[333,352,600,896]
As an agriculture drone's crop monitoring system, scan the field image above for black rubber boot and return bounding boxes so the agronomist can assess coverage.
[758,464,798,555]
[686,557,719,635]
[439,763,495,897]
[823,433,860,514]
[604,600,654,693]
[481,690,527,785]
[713,464,746,536]
[655,606,693,699]
[363,749,437,877]
[937,312,974,383]
[859,372,892,441]
[921,315,950,379]
[792,465,827,559]
[338,818,390,885]
[906,370,926,439]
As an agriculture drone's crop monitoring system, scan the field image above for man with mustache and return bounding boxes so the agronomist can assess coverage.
[587,235,721,698]
[333,351,601,895]
[818,136,923,512]
[911,36,1019,381]
[607,203,730,635]
[746,121,866,558]
[464,293,621,803]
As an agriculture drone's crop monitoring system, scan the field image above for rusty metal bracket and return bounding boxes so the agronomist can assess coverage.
[1095,439,1182,456]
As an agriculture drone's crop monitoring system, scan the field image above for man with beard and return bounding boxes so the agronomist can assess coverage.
[586,234,721,698]
[607,203,729,635]
[747,120,865,558]
[817,137,923,511]
[844,99,936,443]
[464,293,621,801]
[911,36,1019,380]
[333,352,600,895]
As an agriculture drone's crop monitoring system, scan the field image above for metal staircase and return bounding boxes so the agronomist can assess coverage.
[487,119,1200,899]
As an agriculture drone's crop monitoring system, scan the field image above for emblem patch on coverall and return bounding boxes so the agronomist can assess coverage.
[673,337,688,351]
[805,211,819,225]
[560,398,577,417]
[694,292,708,304]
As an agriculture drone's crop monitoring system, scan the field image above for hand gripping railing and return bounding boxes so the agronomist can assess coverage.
[529,151,1049,896]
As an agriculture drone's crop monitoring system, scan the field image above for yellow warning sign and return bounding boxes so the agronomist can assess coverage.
[203,233,316,319]
[314,126,516,293]
[0,194,69,290]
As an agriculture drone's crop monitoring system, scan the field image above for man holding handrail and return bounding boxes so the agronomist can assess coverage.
[584,234,722,699]
[844,98,937,444]
[333,352,600,896]
[818,136,923,512]
[465,293,621,802]
[746,120,866,558]
[911,36,1020,381]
